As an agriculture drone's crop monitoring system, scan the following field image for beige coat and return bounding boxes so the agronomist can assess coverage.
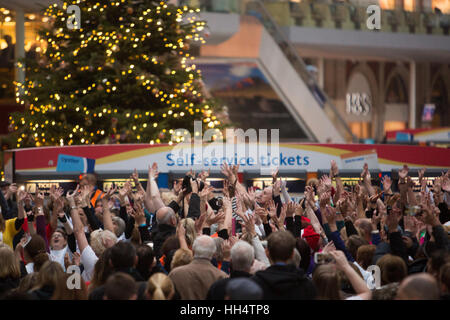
[169,258,228,300]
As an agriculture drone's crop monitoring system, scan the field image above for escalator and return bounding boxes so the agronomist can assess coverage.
[243,0,356,143]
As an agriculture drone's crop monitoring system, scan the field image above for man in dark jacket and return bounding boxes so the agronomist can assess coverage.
[151,206,178,259]
[89,242,147,300]
[252,230,316,300]
[151,177,202,258]
[207,240,255,300]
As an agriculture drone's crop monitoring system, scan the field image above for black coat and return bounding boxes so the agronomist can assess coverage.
[152,224,176,258]
[252,264,316,300]
[206,270,252,300]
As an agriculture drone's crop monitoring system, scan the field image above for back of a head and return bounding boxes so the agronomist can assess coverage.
[112,216,126,237]
[83,173,97,186]
[110,241,136,270]
[156,207,175,225]
[24,235,49,272]
[51,273,88,300]
[371,283,399,300]
[397,273,440,300]
[231,241,255,273]
[296,238,311,272]
[356,244,376,270]
[225,278,263,300]
[346,235,369,260]
[267,230,296,263]
[312,264,341,300]
[89,247,113,291]
[146,272,175,300]
[136,245,155,281]
[104,272,138,300]
[181,218,196,247]
[90,229,117,257]
[289,248,301,268]
[377,254,407,286]
[34,261,65,291]
[192,235,216,260]
[439,262,450,294]
[0,246,20,280]
[428,249,450,277]
[171,248,193,271]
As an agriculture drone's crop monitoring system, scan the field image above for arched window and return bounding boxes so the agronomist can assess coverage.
[386,74,408,103]
[430,75,449,127]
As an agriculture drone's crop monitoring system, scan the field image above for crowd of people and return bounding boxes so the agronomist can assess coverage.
[0,160,449,300]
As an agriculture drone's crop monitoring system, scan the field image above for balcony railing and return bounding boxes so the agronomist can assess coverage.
[187,0,449,35]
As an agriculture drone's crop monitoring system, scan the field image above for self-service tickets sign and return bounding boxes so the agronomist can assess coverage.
[5,143,450,181]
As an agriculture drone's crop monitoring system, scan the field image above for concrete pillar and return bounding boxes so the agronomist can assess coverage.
[318,57,324,89]
[409,61,416,129]
[14,8,25,87]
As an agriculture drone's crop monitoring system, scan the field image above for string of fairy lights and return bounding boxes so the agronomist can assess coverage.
[10,0,221,148]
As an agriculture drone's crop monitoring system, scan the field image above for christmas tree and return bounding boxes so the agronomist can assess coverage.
[9,0,221,148]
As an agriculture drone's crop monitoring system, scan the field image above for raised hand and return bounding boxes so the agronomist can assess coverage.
[361,163,370,181]
[278,205,287,229]
[131,168,139,184]
[190,178,199,194]
[381,175,392,192]
[330,160,339,178]
[198,168,210,182]
[66,185,79,207]
[324,205,337,226]
[148,162,159,179]
[247,187,256,204]
[33,187,45,208]
[267,200,277,219]
[199,184,213,201]
[273,179,281,197]
[322,240,336,254]
[442,178,450,193]
[255,204,268,224]
[319,191,331,208]
[398,164,409,180]
[241,213,256,237]
[285,202,296,218]
[103,184,117,201]
[206,210,225,227]
[173,180,182,196]
[17,189,28,204]
[321,174,332,189]
[271,168,279,183]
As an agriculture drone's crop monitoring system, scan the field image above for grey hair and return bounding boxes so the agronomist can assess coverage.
[192,235,216,260]
[156,207,176,225]
[231,241,255,272]
[112,216,126,237]
[288,248,301,268]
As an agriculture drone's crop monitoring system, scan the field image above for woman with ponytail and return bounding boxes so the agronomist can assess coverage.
[146,273,175,300]
[23,234,49,273]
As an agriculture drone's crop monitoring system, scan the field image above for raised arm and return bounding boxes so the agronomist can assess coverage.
[329,250,370,298]
[147,163,165,212]
[67,186,89,253]
[101,186,117,234]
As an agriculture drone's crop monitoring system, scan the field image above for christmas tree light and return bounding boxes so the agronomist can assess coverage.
[10,0,221,148]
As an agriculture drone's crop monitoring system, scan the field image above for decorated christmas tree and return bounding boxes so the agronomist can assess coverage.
[9,0,221,148]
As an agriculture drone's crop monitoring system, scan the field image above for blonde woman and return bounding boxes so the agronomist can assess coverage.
[146,272,175,300]
[0,244,21,298]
